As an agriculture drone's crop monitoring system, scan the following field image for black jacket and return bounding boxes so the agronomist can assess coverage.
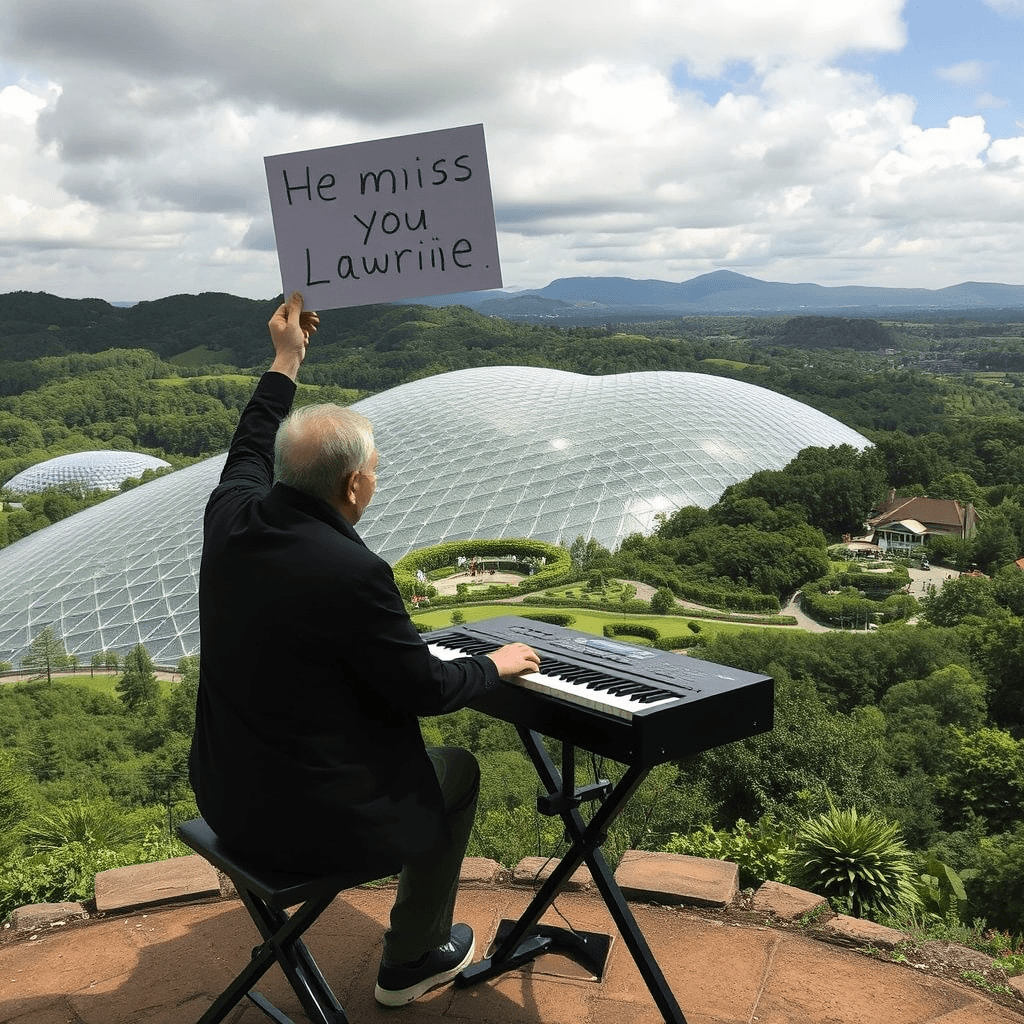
[188,371,498,872]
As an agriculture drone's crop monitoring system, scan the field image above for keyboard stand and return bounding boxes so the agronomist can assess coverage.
[455,726,688,1024]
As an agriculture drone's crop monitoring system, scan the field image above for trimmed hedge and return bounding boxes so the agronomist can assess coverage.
[520,613,576,627]
[674,581,780,613]
[603,622,660,642]
[392,538,572,598]
[655,634,699,651]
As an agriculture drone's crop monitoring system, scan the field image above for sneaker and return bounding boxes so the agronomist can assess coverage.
[374,924,475,1006]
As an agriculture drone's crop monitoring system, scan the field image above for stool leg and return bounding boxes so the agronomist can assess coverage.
[196,889,349,1024]
[240,889,349,1024]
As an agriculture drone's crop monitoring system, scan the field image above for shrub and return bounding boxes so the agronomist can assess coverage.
[20,799,148,854]
[393,538,571,597]
[520,613,576,627]
[664,816,794,889]
[788,803,922,920]
[0,750,32,858]
[0,842,127,918]
[604,622,660,642]
[469,804,563,867]
[915,855,968,924]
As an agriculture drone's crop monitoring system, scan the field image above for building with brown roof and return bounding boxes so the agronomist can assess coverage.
[865,490,980,555]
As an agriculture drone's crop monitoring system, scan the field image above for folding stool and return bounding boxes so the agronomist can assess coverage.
[177,817,400,1024]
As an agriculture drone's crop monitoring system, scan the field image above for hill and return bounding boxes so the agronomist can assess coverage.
[414,269,1024,321]
[4,271,1024,359]
[0,291,462,367]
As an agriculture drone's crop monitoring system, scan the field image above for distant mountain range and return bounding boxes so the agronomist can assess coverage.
[415,270,1024,321]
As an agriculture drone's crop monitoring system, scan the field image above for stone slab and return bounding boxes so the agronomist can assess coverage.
[459,856,505,886]
[93,854,220,914]
[820,913,907,949]
[514,857,594,890]
[9,902,89,933]
[614,850,738,908]
[753,880,829,922]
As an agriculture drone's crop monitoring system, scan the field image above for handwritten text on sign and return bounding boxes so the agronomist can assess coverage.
[264,124,502,310]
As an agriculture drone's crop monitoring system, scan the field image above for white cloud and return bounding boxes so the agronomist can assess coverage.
[936,60,994,87]
[983,0,1024,16]
[0,0,1022,300]
[976,91,1009,110]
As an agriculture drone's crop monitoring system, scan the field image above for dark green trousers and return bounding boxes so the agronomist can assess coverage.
[382,746,480,963]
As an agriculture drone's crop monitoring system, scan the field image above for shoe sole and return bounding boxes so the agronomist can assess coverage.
[374,938,476,1007]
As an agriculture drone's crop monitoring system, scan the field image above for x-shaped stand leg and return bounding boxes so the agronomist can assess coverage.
[456,727,688,1024]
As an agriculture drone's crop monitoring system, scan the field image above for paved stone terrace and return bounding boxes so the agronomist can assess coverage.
[2,850,1022,1023]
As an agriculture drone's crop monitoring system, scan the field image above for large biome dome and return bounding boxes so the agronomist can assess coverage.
[0,366,870,666]
[4,451,171,493]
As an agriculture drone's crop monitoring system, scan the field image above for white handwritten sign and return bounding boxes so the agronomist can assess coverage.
[264,124,502,310]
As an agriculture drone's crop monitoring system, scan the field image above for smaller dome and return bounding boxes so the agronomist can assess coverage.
[4,451,171,494]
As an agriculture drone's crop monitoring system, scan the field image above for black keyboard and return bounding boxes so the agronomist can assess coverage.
[425,615,773,766]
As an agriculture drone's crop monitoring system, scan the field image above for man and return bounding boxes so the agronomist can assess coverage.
[189,293,539,1006]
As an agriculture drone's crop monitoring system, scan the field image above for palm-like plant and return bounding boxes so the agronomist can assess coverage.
[788,802,922,920]
[21,800,147,854]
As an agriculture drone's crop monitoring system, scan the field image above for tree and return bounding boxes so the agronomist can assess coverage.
[976,616,1024,734]
[970,511,1020,574]
[0,749,32,857]
[165,655,199,735]
[650,587,676,614]
[970,824,1024,935]
[21,625,69,684]
[937,727,1024,833]
[568,535,609,572]
[656,505,711,539]
[115,644,160,711]
[921,574,1000,626]
[880,666,987,783]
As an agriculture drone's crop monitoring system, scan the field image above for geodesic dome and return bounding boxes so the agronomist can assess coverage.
[0,366,870,665]
[355,367,870,558]
[4,451,170,493]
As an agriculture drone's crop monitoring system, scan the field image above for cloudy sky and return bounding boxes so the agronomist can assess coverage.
[1,0,1022,303]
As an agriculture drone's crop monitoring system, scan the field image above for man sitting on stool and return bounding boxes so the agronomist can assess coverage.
[188,293,539,1006]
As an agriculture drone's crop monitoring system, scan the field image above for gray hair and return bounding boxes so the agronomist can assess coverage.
[274,403,375,502]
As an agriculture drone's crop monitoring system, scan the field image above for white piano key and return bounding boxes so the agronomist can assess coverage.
[427,641,677,720]
[428,642,464,661]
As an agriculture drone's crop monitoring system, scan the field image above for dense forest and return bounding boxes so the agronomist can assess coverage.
[2,291,1024,957]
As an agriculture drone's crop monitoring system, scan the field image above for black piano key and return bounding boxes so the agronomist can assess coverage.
[635,689,678,703]
[433,636,497,656]
[605,682,650,696]
[432,631,688,706]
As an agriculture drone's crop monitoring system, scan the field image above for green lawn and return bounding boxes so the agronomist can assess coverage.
[7,672,174,699]
[410,603,759,642]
